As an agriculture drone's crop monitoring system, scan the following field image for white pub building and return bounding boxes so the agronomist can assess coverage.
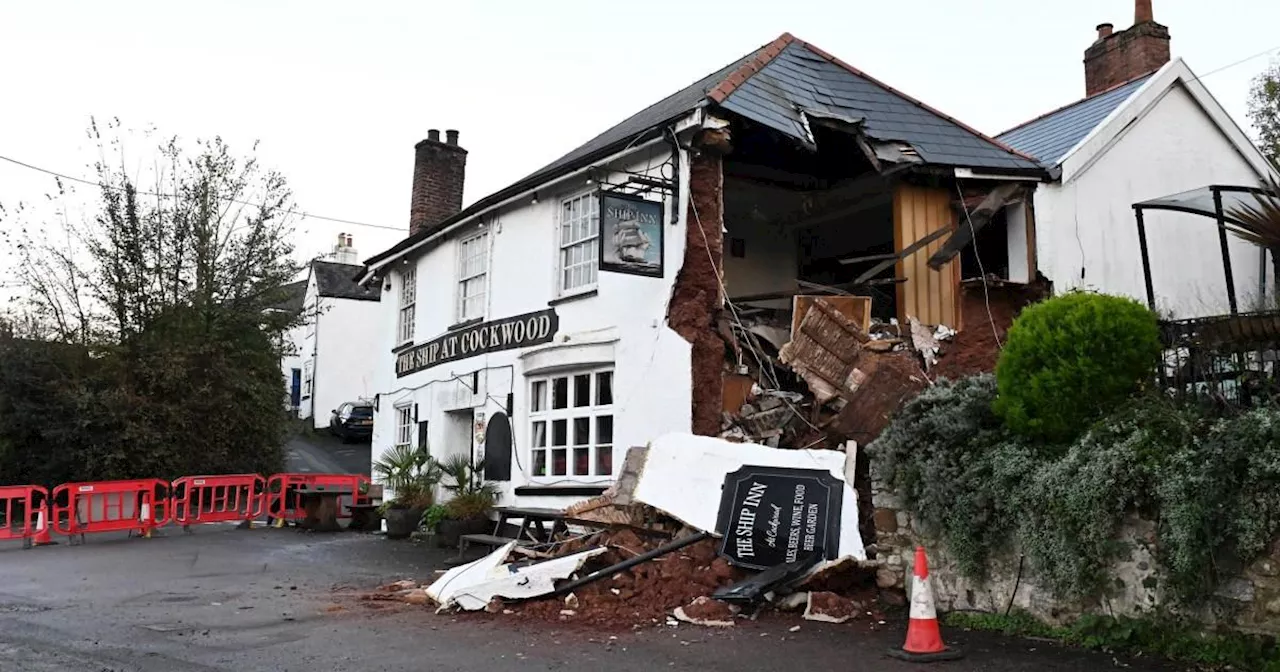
[356,125,696,508]
[356,34,1048,507]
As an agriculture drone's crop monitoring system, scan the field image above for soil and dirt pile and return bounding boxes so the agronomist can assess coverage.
[503,529,747,627]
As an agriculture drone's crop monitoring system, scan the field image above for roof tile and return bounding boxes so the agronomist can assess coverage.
[997,74,1152,166]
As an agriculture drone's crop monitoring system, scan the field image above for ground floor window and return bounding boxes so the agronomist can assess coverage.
[394,404,414,448]
[528,367,613,478]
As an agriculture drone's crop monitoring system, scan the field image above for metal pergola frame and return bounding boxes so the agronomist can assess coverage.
[1132,184,1272,316]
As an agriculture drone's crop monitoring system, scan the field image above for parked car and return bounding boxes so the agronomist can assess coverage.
[329,401,374,443]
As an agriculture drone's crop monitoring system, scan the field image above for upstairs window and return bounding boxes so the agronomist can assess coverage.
[457,232,488,322]
[397,268,416,344]
[559,192,599,294]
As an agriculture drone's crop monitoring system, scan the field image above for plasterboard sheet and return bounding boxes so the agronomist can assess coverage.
[425,541,516,609]
[450,547,608,611]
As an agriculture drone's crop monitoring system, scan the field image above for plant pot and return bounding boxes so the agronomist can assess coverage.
[384,506,425,540]
[437,515,492,548]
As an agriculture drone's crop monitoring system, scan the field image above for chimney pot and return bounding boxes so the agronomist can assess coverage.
[427,129,441,142]
[1083,5,1169,96]
[446,129,459,145]
[337,232,347,247]
[1136,0,1153,24]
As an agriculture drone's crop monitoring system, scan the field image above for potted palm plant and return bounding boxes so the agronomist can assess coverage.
[372,443,443,539]
[434,454,500,548]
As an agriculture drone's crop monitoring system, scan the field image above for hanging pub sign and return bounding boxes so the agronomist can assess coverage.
[395,309,558,378]
[715,466,844,570]
[599,192,664,277]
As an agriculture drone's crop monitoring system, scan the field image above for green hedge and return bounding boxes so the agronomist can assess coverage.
[994,292,1162,444]
[872,376,1280,602]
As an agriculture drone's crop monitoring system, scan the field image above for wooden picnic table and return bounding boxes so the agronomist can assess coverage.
[451,506,577,562]
[496,506,572,543]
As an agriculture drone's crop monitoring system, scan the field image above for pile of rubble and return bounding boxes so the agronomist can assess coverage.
[364,433,886,629]
[369,523,882,629]
[720,296,947,449]
[363,295,1002,630]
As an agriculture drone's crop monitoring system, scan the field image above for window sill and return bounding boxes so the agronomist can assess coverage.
[548,288,598,307]
[391,341,415,354]
[448,317,483,331]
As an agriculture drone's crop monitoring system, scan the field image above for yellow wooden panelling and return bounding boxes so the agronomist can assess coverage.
[893,183,960,328]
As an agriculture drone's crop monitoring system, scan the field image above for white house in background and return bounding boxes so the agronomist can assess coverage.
[276,279,308,412]
[282,234,382,430]
[997,0,1274,318]
[356,34,1043,509]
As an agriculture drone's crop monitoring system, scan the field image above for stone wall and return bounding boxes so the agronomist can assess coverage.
[869,465,1280,636]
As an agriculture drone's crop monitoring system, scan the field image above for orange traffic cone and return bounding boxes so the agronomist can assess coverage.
[31,508,56,547]
[887,546,962,662]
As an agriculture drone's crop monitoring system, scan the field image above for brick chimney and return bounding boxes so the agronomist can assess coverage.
[1083,0,1170,96]
[408,129,467,237]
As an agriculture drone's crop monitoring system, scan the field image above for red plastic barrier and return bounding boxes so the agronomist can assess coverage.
[265,473,371,525]
[0,485,51,549]
[172,474,265,530]
[51,479,171,542]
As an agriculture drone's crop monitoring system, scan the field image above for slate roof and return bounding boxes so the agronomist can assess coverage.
[712,40,1040,172]
[268,280,308,314]
[997,74,1153,167]
[313,261,380,301]
[362,33,1041,272]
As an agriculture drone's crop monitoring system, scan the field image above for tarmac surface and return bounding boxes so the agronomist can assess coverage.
[0,527,1182,672]
[284,429,371,476]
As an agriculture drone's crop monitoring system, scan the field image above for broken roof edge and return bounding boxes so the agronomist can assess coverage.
[788,36,1042,166]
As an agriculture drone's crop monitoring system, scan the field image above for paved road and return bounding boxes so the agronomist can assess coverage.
[0,529,1181,672]
[284,431,371,475]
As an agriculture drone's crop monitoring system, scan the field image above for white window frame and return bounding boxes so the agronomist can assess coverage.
[456,231,488,322]
[397,267,417,345]
[302,360,313,399]
[528,367,614,481]
[394,404,414,449]
[557,191,599,295]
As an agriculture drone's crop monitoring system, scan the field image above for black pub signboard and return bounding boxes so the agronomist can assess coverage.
[715,466,843,570]
[395,309,558,378]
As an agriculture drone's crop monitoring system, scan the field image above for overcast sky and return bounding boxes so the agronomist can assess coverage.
[2,0,1278,293]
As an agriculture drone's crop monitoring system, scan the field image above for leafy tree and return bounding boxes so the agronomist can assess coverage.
[0,120,303,485]
[1248,58,1280,165]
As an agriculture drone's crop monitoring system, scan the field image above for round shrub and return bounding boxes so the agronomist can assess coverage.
[994,292,1161,443]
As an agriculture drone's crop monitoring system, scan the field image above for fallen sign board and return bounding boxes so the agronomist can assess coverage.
[715,466,843,571]
[631,433,866,562]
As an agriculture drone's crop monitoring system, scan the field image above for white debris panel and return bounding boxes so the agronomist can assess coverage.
[426,542,608,611]
[631,433,866,561]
